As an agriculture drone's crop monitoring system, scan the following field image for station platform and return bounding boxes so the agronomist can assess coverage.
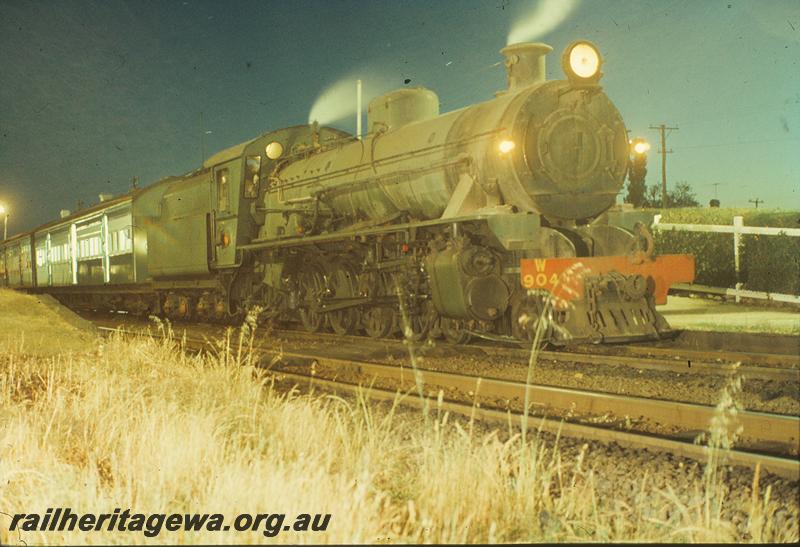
[659,295,800,336]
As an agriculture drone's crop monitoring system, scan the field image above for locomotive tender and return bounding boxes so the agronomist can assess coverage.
[0,40,694,345]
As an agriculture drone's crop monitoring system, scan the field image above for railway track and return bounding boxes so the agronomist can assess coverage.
[85,312,799,383]
[268,325,800,383]
[96,321,800,480]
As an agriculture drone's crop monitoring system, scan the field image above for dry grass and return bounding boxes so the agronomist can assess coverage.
[0,306,798,543]
[0,289,96,356]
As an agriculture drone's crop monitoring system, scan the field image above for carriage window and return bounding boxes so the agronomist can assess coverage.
[119,227,131,252]
[216,168,230,212]
[244,155,262,198]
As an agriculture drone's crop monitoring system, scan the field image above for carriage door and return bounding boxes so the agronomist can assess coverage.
[213,161,239,267]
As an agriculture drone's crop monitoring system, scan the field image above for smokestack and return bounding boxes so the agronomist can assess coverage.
[500,42,553,91]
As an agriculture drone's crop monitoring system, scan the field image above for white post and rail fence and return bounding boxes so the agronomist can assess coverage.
[652,214,800,305]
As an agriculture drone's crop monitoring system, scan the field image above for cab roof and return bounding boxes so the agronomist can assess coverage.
[202,137,257,169]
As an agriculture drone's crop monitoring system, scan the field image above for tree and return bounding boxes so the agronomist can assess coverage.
[670,181,700,207]
[625,154,648,207]
[643,184,661,208]
[642,181,700,208]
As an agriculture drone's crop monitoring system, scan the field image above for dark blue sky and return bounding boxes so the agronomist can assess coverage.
[1,0,798,233]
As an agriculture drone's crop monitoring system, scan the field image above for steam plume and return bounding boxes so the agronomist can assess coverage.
[507,0,580,45]
[308,72,394,126]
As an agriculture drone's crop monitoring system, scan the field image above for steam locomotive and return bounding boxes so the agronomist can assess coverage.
[0,40,694,345]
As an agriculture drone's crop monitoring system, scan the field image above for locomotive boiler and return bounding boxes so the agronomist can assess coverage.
[236,40,693,343]
[0,40,694,346]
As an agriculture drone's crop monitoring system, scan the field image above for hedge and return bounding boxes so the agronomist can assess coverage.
[646,208,800,295]
[648,208,799,228]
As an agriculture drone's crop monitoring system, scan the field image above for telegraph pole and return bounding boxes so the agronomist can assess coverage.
[749,198,763,209]
[649,124,678,207]
[710,182,721,198]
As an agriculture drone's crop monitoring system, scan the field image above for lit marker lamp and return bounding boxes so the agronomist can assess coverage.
[633,140,650,154]
[498,139,516,154]
[561,40,603,85]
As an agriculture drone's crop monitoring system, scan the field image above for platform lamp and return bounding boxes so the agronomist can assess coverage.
[0,203,7,240]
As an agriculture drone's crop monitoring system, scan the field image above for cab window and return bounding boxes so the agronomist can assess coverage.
[244,155,262,198]
[216,168,230,212]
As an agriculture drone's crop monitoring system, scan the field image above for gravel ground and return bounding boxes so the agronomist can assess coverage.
[556,435,800,541]
[87,313,800,415]
[412,347,800,416]
[277,377,800,541]
[532,433,798,541]
[255,329,800,416]
[270,356,794,457]
[89,314,800,429]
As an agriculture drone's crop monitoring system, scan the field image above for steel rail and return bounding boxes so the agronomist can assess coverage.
[263,349,799,454]
[91,316,798,383]
[489,347,800,382]
[272,369,800,481]
[266,326,799,383]
[605,344,800,369]
[97,325,800,479]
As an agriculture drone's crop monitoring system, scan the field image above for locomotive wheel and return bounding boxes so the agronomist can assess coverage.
[213,295,227,323]
[164,293,193,321]
[363,307,393,338]
[397,299,436,341]
[226,303,245,326]
[362,273,394,339]
[440,317,472,345]
[298,267,326,333]
[178,295,193,321]
[328,262,360,336]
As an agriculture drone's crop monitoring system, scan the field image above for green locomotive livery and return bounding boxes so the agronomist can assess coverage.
[0,41,694,345]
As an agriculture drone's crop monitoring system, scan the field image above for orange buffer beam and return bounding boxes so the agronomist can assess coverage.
[519,254,695,305]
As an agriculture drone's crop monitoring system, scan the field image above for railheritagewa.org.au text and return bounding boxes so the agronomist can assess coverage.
[9,508,331,538]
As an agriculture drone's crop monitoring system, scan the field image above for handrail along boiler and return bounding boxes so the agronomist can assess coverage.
[0,40,694,345]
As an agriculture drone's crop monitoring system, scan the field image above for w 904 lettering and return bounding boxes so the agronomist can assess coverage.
[519,255,695,305]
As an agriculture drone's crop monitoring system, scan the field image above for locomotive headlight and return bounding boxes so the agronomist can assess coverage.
[633,140,650,154]
[266,141,284,160]
[568,44,599,77]
[562,40,603,84]
[498,139,516,154]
